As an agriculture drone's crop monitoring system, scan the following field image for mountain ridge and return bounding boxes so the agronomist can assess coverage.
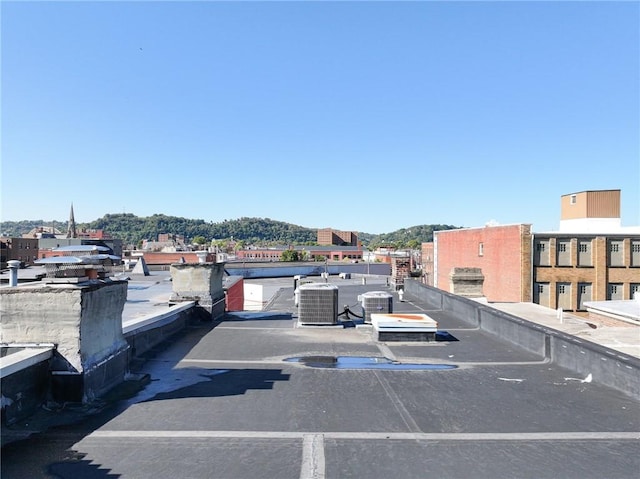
[0,214,461,248]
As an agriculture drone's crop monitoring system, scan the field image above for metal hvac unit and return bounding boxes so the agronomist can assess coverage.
[298,283,339,325]
[361,291,393,323]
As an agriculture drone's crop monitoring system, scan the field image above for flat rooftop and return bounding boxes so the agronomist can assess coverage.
[2,273,639,478]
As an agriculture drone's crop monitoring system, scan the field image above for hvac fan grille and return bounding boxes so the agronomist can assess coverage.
[361,291,393,323]
[298,283,338,325]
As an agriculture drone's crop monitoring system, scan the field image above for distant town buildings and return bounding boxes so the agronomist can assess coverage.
[1,204,121,269]
[235,245,363,262]
[0,237,39,269]
[424,189,640,311]
[317,228,359,246]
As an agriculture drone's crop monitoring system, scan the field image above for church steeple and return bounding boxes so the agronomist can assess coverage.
[67,203,77,238]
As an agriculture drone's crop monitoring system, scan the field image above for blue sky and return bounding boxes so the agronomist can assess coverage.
[2,1,638,234]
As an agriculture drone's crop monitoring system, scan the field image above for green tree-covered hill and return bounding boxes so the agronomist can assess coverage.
[1,215,460,248]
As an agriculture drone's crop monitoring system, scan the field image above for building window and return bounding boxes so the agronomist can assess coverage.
[608,283,623,300]
[557,282,572,310]
[556,239,572,267]
[534,282,550,307]
[478,243,484,256]
[631,241,640,267]
[570,195,577,204]
[578,283,592,311]
[631,284,640,299]
[534,240,550,266]
[577,239,592,267]
[608,240,624,267]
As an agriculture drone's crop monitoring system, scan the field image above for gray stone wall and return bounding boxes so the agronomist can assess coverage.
[170,263,225,317]
[449,267,485,298]
[1,281,128,373]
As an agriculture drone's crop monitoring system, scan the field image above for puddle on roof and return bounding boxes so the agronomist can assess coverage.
[283,356,457,370]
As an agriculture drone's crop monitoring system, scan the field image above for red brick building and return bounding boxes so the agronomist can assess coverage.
[235,245,363,262]
[0,237,40,269]
[317,228,359,246]
[433,224,533,303]
[426,190,640,310]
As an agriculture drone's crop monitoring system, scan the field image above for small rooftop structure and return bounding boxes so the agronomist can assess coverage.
[49,244,111,255]
[34,247,121,281]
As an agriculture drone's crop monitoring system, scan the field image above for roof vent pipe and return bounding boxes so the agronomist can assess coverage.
[7,260,21,287]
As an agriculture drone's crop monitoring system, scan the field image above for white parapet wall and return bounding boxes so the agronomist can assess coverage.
[243,283,265,311]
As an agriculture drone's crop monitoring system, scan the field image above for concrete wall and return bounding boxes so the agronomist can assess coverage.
[404,279,640,400]
[0,281,129,402]
[1,348,53,425]
[1,281,128,373]
[449,267,485,298]
[170,262,226,319]
[124,302,197,358]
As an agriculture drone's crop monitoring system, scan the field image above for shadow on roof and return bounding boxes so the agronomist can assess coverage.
[141,369,290,402]
[49,454,120,479]
[220,312,294,322]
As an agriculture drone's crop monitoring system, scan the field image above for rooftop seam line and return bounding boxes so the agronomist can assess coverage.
[376,343,397,362]
[83,431,640,441]
[300,433,325,479]
[373,370,422,433]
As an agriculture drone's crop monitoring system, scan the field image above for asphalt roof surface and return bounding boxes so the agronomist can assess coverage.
[2,274,639,478]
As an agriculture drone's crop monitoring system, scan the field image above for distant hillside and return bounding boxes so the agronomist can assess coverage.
[365,224,461,249]
[0,220,66,238]
[84,214,318,246]
[0,215,461,248]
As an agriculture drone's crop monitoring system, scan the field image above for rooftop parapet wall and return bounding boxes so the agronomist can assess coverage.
[0,281,128,373]
[404,279,640,400]
[170,262,226,319]
[0,280,130,402]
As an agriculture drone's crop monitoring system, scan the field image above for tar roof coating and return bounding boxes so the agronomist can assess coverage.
[2,273,639,479]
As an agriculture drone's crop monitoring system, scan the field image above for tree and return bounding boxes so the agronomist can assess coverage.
[281,250,300,262]
[192,236,207,246]
[407,239,421,250]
